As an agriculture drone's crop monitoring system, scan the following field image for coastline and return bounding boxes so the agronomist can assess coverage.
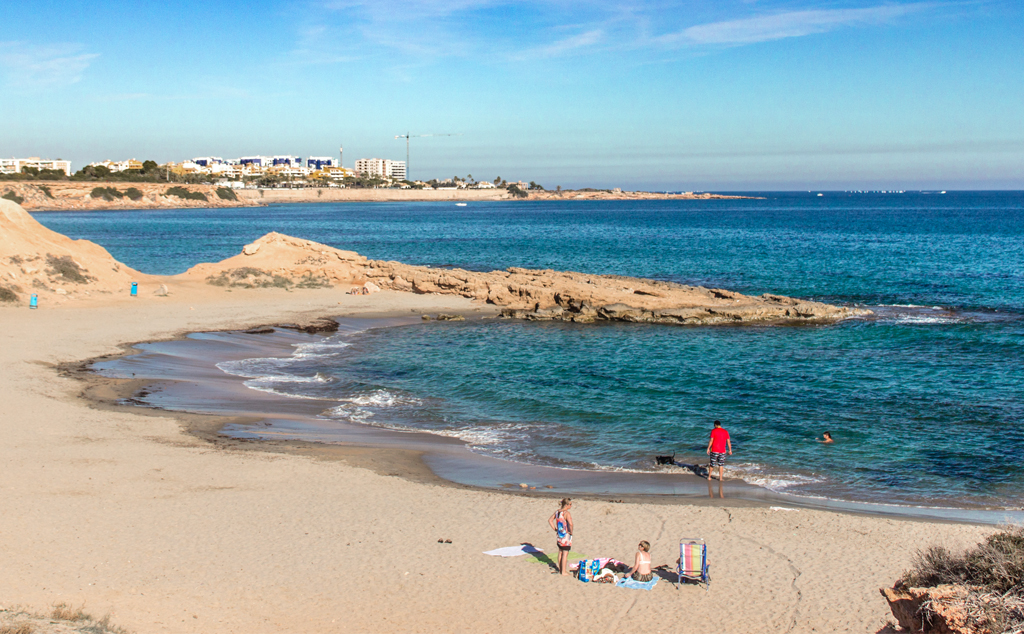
[5,181,757,212]
[0,286,996,633]
[0,197,1008,633]
[83,314,1024,525]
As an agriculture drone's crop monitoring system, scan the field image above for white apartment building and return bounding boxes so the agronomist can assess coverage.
[0,157,72,176]
[354,158,406,180]
[390,161,406,180]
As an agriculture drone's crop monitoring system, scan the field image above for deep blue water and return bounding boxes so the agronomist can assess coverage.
[36,192,1024,508]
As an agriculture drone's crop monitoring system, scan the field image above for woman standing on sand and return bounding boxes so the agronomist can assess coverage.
[548,498,574,576]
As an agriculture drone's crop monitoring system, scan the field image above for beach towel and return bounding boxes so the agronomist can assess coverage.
[568,557,625,571]
[616,576,658,591]
[483,544,544,557]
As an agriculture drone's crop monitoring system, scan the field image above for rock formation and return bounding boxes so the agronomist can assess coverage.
[882,584,974,633]
[0,199,148,304]
[182,232,867,325]
[0,202,869,324]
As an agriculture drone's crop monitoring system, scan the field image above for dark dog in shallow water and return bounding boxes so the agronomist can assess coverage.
[655,454,676,466]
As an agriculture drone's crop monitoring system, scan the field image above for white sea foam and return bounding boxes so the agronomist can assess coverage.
[292,340,351,358]
[886,314,964,325]
[727,463,827,492]
[238,382,326,400]
[325,390,422,413]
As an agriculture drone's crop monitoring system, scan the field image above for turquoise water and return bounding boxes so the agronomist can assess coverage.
[37,192,1024,508]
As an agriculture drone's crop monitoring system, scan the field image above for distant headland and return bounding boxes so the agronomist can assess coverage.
[2,181,758,212]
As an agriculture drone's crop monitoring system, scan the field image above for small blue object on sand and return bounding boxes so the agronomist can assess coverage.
[29,294,38,309]
[616,576,658,590]
[131,282,138,297]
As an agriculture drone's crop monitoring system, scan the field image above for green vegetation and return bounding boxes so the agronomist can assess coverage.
[295,273,332,289]
[0,285,19,303]
[37,184,54,198]
[90,186,124,201]
[72,160,167,182]
[215,186,238,201]
[207,268,293,289]
[903,526,1024,633]
[0,603,132,634]
[341,175,388,189]
[206,268,332,290]
[46,254,93,284]
[507,184,528,198]
[124,187,144,201]
[164,186,207,201]
[528,181,545,190]
[2,190,24,204]
[0,166,69,181]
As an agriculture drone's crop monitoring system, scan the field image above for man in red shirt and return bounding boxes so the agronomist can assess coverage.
[706,420,732,482]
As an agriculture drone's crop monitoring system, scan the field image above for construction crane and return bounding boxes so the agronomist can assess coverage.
[394,132,461,181]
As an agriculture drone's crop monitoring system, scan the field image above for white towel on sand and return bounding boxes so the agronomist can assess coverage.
[483,544,544,557]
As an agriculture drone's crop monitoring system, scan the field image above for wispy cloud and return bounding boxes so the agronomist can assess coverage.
[665,3,932,46]
[512,29,604,60]
[0,42,98,88]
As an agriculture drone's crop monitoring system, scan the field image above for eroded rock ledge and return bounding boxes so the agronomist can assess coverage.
[187,232,868,325]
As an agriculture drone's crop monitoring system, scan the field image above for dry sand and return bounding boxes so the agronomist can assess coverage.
[0,283,995,634]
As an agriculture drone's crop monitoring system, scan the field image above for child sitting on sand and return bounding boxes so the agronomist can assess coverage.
[622,541,653,582]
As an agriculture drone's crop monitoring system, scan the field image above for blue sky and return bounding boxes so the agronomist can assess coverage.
[1,0,1022,189]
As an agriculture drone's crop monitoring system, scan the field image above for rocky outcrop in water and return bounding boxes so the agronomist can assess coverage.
[184,232,867,325]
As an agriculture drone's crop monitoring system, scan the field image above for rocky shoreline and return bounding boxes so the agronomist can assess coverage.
[2,201,864,325]
[4,181,757,212]
[188,232,867,325]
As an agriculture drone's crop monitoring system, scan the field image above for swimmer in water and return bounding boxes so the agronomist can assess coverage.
[820,432,834,444]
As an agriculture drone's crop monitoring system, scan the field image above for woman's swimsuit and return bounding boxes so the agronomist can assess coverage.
[631,553,653,582]
[555,510,571,550]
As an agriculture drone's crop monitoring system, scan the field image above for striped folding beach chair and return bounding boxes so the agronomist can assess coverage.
[676,538,710,591]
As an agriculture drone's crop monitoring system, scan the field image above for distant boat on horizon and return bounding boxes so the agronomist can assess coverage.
[456,203,467,206]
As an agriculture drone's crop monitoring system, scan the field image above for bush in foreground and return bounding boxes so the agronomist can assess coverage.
[901,526,1024,633]
[0,285,19,303]
[46,254,93,284]
[0,602,131,634]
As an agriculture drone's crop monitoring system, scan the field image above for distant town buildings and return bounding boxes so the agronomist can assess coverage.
[4,149,520,190]
[0,157,72,176]
[306,156,335,170]
[168,154,354,181]
[87,158,143,172]
[354,158,406,180]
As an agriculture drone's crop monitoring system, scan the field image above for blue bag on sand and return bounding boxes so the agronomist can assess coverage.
[590,559,601,580]
[577,560,589,582]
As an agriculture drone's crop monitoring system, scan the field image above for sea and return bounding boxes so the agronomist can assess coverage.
[36,192,1024,511]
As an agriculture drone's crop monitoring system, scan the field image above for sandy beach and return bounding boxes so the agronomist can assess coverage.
[0,280,998,633]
